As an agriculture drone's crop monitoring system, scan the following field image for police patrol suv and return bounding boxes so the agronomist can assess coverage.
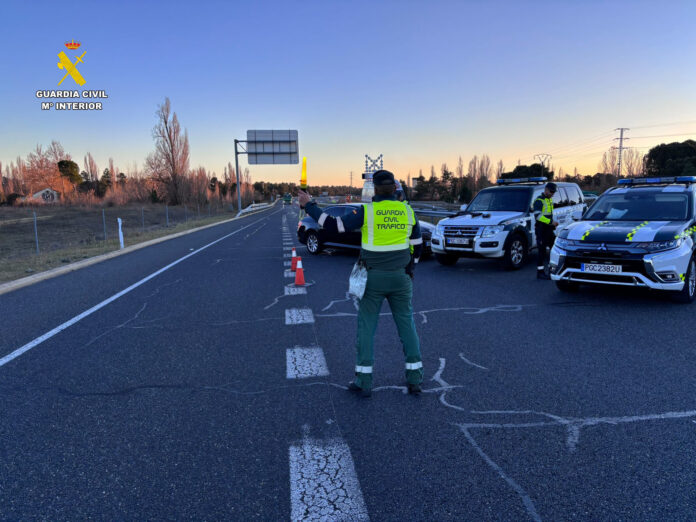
[550,176,696,303]
[431,178,585,269]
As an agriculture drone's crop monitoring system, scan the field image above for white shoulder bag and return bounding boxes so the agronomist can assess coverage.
[348,258,368,300]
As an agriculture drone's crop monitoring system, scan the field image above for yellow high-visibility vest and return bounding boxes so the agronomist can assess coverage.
[535,197,554,225]
[361,200,415,252]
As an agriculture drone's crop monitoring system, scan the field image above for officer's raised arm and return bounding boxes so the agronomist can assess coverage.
[298,190,364,233]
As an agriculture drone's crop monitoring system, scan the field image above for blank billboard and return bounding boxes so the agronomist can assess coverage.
[247,130,299,164]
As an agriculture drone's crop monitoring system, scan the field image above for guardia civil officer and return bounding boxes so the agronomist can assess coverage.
[533,182,559,279]
[298,170,423,398]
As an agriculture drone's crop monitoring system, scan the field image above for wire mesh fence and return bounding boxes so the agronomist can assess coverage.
[0,202,239,283]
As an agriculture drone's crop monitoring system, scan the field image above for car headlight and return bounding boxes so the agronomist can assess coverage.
[481,225,504,238]
[632,238,682,252]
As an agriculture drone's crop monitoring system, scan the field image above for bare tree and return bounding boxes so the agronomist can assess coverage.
[599,148,619,175]
[25,141,68,194]
[84,153,99,181]
[456,156,464,180]
[467,155,478,191]
[146,97,190,205]
[478,155,492,184]
[495,160,505,179]
[622,149,644,177]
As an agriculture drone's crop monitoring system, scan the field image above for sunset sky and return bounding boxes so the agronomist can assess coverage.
[1,0,695,186]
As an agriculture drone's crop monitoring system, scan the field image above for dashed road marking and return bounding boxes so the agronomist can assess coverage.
[286,347,329,379]
[284,253,292,258]
[285,269,296,278]
[284,261,292,267]
[289,425,369,521]
[285,286,307,295]
[284,247,294,251]
[285,308,315,325]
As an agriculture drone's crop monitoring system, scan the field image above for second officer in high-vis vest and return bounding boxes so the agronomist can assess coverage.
[533,182,559,279]
[298,170,423,398]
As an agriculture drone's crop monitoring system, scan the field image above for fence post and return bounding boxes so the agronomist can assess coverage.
[33,211,40,255]
[102,208,107,241]
[117,218,124,249]
[141,207,145,232]
[166,205,169,227]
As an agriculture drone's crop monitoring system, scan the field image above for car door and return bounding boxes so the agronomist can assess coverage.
[552,187,570,225]
[341,206,363,246]
[319,206,344,243]
[567,185,585,220]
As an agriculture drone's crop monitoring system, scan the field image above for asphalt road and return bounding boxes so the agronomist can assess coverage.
[1,203,695,520]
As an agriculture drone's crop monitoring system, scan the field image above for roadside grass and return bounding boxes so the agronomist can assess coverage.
[0,203,237,284]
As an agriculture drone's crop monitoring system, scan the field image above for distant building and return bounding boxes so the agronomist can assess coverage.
[31,188,60,202]
[411,178,419,189]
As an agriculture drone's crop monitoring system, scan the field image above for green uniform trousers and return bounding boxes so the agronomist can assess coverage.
[354,269,423,390]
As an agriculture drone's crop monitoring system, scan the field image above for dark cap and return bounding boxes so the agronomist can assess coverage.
[372,170,396,186]
[546,182,557,193]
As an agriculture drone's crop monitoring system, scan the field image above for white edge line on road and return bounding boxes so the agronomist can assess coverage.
[0,213,275,369]
[0,202,280,297]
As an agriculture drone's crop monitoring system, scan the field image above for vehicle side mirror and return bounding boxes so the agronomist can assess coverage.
[459,204,468,211]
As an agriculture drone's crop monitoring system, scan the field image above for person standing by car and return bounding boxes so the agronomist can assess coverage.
[534,182,559,279]
[298,170,424,397]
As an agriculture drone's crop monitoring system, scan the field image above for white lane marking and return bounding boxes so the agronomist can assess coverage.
[0,213,276,369]
[283,246,294,251]
[459,353,489,370]
[284,261,292,267]
[284,269,295,278]
[289,425,369,521]
[285,308,314,325]
[284,253,292,258]
[286,347,329,379]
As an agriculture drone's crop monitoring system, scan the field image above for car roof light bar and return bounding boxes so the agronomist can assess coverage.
[618,176,696,186]
[496,177,547,185]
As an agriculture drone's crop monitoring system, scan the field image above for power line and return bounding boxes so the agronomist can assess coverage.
[631,119,696,130]
[612,128,629,177]
[629,132,696,139]
[544,130,616,156]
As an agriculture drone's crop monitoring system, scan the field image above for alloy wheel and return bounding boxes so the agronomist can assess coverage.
[307,235,319,253]
[511,240,524,266]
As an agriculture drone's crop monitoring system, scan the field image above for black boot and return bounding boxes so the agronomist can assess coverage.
[537,270,550,280]
[348,381,371,398]
[407,383,422,395]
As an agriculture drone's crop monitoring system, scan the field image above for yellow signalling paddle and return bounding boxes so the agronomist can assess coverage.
[300,156,307,189]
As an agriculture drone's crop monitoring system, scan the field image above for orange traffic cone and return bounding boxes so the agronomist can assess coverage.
[294,258,306,286]
[291,248,299,271]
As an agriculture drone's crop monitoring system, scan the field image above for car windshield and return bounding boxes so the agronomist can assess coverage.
[584,189,691,221]
[467,189,530,212]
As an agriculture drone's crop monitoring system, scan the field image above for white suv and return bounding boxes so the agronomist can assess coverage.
[431,178,585,269]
